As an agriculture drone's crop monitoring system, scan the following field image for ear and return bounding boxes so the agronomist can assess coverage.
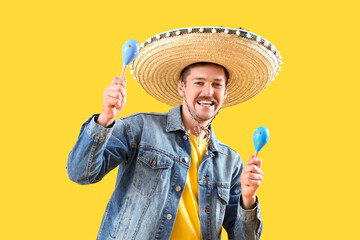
[177,80,184,96]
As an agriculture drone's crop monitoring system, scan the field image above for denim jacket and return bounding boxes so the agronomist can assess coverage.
[67,106,262,240]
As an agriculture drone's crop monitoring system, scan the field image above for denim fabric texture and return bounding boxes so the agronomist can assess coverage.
[67,106,262,240]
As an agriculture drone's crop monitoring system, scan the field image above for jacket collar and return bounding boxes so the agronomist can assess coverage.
[166,105,224,154]
[166,105,185,132]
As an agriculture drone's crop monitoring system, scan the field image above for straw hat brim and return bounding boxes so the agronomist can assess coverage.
[133,27,281,108]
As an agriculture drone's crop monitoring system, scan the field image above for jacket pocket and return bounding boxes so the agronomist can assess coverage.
[217,185,230,204]
[133,148,174,197]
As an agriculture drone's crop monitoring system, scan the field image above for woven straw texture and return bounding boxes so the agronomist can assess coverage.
[134,31,279,107]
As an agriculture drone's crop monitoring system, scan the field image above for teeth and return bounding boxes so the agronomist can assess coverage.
[198,101,214,106]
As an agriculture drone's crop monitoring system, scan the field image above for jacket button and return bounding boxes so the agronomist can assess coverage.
[183,135,188,140]
[183,157,189,163]
[166,214,172,220]
[175,186,181,192]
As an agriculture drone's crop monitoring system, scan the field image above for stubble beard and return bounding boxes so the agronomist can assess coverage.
[185,95,219,125]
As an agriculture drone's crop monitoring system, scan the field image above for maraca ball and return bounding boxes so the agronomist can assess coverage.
[122,39,140,66]
[253,126,270,152]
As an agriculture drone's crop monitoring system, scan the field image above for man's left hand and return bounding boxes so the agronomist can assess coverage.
[240,155,264,209]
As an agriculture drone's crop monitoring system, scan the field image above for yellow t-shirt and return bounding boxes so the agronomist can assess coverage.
[170,134,207,240]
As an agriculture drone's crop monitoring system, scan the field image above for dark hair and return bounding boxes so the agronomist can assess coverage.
[180,62,229,85]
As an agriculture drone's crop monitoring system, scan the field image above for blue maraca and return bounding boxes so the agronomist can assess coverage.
[120,39,140,80]
[253,126,270,157]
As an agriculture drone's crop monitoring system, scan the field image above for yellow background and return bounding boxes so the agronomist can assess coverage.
[1,0,359,239]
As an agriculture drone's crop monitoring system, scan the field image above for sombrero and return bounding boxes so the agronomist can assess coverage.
[131,26,282,108]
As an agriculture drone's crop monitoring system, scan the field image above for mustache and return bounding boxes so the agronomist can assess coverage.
[195,95,218,104]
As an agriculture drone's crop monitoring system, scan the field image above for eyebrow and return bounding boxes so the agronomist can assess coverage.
[191,77,224,81]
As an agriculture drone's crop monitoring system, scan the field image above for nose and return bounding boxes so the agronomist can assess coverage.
[203,82,214,96]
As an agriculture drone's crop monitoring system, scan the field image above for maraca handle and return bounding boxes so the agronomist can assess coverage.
[254,151,259,158]
[120,65,127,81]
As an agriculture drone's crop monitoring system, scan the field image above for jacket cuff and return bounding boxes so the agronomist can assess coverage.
[238,195,260,222]
[85,114,114,142]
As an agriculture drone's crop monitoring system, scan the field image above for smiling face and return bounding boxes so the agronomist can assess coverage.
[178,63,228,126]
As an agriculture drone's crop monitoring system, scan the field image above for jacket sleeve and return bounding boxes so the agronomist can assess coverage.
[223,155,263,240]
[66,114,132,185]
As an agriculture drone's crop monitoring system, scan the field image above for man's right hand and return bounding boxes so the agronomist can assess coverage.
[97,76,127,127]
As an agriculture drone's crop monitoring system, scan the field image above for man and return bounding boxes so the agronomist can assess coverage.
[67,27,282,240]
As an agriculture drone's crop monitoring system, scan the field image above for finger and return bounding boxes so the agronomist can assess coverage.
[242,173,263,186]
[246,155,256,165]
[106,85,123,93]
[244,172,263,181]
[121,76,127,87]
[111,76,122,85]
[105,95,122,107]
[106,89,123,99]
[243,179,262,188]
[247,157,262,169]
[256,158,262,169]
[244,164,264,176]
[108,98,122,110]
[115,99,122,109]
[242,172,263,183]
[119,85,127,104]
